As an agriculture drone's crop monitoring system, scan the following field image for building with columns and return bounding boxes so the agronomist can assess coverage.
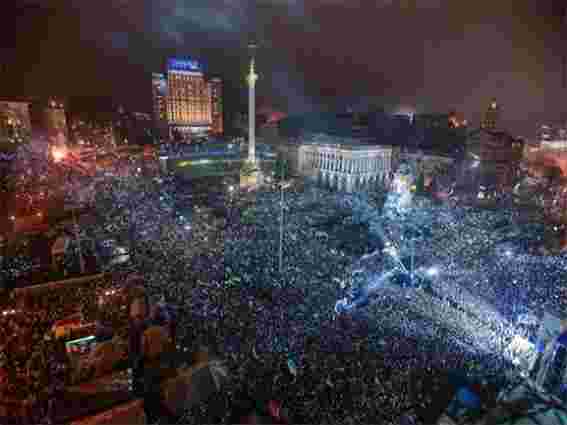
[296,133,394,192]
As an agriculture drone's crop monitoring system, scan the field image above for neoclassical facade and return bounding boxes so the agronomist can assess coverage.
[297,134,394,192]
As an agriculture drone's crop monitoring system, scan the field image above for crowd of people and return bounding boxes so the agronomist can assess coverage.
[0,273,131,421]
[5,152,567,424]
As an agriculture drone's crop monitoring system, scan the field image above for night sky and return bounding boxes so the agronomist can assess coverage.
[2,0,566,136]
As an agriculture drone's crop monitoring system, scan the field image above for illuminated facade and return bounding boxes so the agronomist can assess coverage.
[466,128,523,188]
[481,98,500,130]
[525,124,567,184]
[152,73,167,123]
[166,58,212,136]
[43,98,68,146]
[297,133,394,192]
[209,77,223,135]
[0,101,32,149]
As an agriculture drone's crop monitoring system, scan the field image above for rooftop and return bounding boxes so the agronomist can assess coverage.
[298,133,392,151]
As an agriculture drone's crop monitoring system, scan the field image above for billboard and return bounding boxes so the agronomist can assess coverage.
[167,58,203,72]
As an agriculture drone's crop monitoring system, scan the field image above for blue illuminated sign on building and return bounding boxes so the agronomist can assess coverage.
[167,58,203,72]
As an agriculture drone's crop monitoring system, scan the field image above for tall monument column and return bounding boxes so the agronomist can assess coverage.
[247,43,258,163]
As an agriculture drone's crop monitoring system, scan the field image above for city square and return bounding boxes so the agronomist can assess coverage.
[51,164,566,423]
[2,2,567,424]
[2,138,567,423]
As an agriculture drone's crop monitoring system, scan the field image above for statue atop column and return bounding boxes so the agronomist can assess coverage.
[247,42,258,164]
[241,42,261,189]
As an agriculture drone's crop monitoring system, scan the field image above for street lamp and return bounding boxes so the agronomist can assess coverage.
[274,158,289,275]
[410,237,416,287]
[72,208,86,274]
[279,182,284,275]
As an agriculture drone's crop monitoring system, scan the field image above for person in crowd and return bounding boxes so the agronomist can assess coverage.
[229,394,289,425]
[128,292,149,398]
[44,339,69,424]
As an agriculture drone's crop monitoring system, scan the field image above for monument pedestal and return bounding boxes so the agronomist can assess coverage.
[240,170,261,190]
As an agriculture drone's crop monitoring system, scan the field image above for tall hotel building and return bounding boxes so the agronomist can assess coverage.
[152,73,167,123]
[152,58,224,139]
[209,77,224,135]
[43,98,68,146]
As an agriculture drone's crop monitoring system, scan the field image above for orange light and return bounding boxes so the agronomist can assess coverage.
[52,146,67,162]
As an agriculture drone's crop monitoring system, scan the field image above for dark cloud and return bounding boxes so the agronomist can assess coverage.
[2,0,566,135]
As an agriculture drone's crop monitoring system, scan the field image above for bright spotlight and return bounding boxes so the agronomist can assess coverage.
[426,267,439,277]
[506,335,536,370]
[228,185,234,192]
[52,146,67,162]
[505,250,513,257]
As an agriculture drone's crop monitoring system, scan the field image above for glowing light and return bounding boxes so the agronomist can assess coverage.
[426,267,439,277]
[52,146,67,162]
[167,58,202,72]
[507,335,536,368]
